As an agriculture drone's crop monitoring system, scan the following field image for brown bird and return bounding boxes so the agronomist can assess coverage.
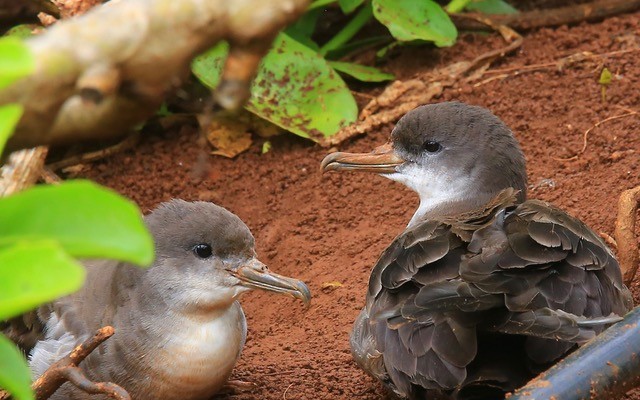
[3,200,311,400]
[321,102,632,399]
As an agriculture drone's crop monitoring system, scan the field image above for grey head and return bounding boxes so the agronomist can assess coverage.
[322,102,527,226]
[141,199,311,314]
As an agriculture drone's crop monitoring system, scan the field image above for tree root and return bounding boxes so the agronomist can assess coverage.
[46,131,141,172]
[453,0,640,31]
[617,186,640,286]
[32,326,130,400]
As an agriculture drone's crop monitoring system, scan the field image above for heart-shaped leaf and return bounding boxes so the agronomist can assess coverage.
[192,33,358,142]
[372,0,457,47]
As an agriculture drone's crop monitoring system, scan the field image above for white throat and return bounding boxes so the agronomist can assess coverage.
[385,164,472,228]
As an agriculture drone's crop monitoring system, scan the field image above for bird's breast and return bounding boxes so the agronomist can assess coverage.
[140,302,247,399]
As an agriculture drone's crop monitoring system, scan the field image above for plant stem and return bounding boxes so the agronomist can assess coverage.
[319,3,373,56]
[308,0,338,11]
[445,0,472,13]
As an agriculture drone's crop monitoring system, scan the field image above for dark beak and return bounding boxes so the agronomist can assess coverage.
[231,259,311,306]
[321,143,405,174]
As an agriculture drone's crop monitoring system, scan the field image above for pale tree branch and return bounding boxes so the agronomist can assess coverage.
[0,0,310,152]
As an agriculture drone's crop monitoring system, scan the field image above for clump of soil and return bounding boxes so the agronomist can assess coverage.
[78,10,640,400]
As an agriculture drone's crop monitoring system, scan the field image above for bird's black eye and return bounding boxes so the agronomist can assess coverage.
[193,244,213,258]
[423,140,442,153]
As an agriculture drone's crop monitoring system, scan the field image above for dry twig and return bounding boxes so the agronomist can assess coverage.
[617,186,640,286]
[46,131,141,172]
[31,326,130,400]
[555,111,638,161]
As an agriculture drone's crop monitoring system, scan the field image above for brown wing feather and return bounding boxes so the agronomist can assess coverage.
[352,196,632,399]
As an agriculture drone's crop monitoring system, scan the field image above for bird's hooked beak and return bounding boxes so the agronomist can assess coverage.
[229,259,311,307]
[321,143,405,174]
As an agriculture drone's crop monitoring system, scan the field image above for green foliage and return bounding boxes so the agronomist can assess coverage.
[373,0,457,46]
[0,36,153,400]
[0,180,153,266]
[0,334,32,400]
[0,37,34,90]
[0,241,85,320]
[193,34,358,141]
[329,61,394,82]
[0,104,22,155]
[192,0,518,141]
[599,66,612,102]
[338,0,365,13]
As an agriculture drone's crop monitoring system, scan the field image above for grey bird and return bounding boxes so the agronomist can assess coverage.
[321,102,632,399]
[2,199,311,400]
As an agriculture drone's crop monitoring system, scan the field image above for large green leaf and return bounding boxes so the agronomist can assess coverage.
[4,24,36,39]
[329,61,395,82]
[466,0,518,14]
[0,104,22,156]
[193,33,357,141]
[0,37,34,90]
[372,0,457,47]
[0,180,153,266]
[0,241,85,320]
[0,334,33,400]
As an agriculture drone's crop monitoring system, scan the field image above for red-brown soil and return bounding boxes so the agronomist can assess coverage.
[77,10,640,400]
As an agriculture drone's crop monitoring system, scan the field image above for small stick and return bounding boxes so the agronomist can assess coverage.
[617,186,640,286]
[282,383,294,400]
[46,132,140,172]
[32,326,131,400]
[61,367,129,400]
[452,0,640,32]
[555,111,638,161]
[40,167,63,185]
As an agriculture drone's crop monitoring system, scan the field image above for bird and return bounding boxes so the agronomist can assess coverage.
[2,199,311,400]
[321,102,632,399]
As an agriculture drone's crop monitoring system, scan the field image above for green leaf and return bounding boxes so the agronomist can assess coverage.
[466,0,518,14]
[308,0,338,11]
[372,0,457,47]
[0,104,23,156]
[599,67,612,85]
[0,180,154,266]
[0,241,85,320]
[339,0,365,13]
[0,37,35,90]
[329,61,395,82]
[0,334,33,400]
[4,25,36,39]
[193,33,358,141]
[445,0,472,13]
[262,141,272,154]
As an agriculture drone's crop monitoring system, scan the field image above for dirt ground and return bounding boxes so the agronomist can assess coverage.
[76,10,640,400]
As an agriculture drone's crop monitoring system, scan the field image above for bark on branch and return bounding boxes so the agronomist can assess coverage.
[0,0,310,152]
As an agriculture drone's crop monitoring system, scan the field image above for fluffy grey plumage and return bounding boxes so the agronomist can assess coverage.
[4,200,310,400]
[322,102,632,399]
